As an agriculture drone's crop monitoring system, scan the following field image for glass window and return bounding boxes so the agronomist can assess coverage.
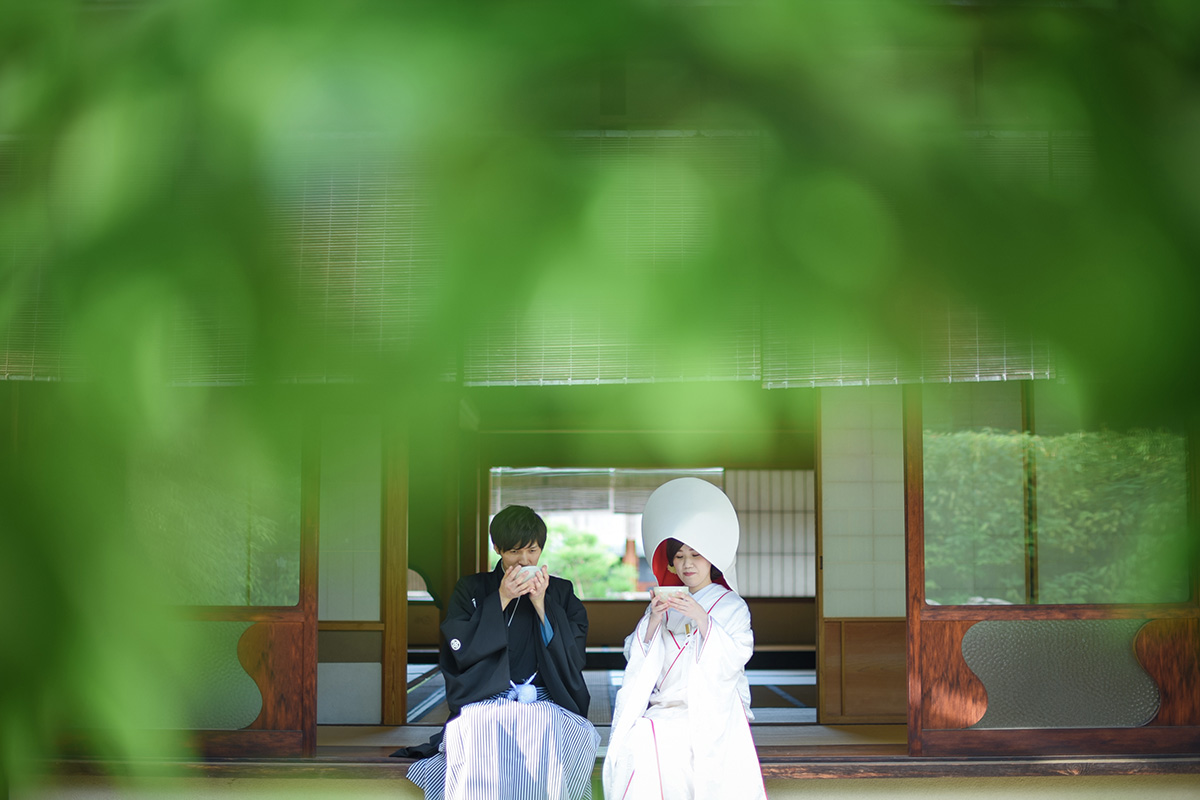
[488,467,709,600]
[130,401,302,607]
[1032,383,1189,604]
[922,381,1190,606]
[489,467,816,599]
[963,619,1159,728]
[923,382,1028,605]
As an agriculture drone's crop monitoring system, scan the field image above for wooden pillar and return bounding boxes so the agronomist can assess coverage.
[299,417,321,757]
[382,422,410,725]
[903,383,924,757]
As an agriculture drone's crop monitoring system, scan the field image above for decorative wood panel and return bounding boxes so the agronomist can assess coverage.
[749,598,817,647]
[582,601,656,648]
[905,383,1200,758]
[581,598,816,649]
[822,619,905,722]
[1136,618,1200,726]
[822,620,842,718]
[843,621,906,719]
[408,604,442,647]
[238,622,305,731]
[920,619,987,729]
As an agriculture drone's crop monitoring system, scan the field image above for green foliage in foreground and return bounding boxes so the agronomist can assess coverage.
[3,0,1200,782]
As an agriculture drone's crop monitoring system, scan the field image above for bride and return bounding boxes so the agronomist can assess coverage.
[603,478,766,800]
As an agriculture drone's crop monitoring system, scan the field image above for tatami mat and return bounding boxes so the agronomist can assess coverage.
[321,666,896,758]
[403,669,817,727]
[316,722,907,758]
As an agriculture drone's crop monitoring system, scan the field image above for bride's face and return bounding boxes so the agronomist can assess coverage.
[673,544,713,593]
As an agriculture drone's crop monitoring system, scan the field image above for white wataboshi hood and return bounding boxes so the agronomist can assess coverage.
[641,477,740,594]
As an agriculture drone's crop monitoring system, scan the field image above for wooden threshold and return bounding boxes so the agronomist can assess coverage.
[758,754,1200,780]
[39,752,1200,781]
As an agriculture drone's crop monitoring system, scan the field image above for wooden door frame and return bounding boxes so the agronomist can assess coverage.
[188,415,320,757]
[903,383,1200,757]
[382,422,410,725]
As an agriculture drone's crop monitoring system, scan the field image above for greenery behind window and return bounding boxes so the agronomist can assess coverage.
[487,522,637,600]
[130,405,302,607]
[1035,429,1188,604]
[923,383,1189,606]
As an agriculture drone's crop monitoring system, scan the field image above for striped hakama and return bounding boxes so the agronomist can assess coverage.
[408,687,600,800]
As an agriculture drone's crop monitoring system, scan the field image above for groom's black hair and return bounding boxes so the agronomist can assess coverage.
[490,505,548,551]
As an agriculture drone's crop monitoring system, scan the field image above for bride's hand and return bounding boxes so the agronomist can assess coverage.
[644,589,671,642]
[648,589,671,620]
[667,592,710,637]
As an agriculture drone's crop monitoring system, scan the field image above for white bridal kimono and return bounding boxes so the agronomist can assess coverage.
[602,582,766,800]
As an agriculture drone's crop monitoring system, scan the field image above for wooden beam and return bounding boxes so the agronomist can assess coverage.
[758,754,1200,780]
[921,603,1200,622]
[319,621,386,632]
[919,726,1200,757]
[39,751,1200,781]
[185,607,305,622]
[195,730,305,759]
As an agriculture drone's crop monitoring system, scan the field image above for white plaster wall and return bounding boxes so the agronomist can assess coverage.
[820,385,906,618]
[316,662,382,725]
[318,415,382,622]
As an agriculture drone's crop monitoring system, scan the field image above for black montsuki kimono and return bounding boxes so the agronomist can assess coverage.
[440,563,591,719]
[393,562,590,758]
